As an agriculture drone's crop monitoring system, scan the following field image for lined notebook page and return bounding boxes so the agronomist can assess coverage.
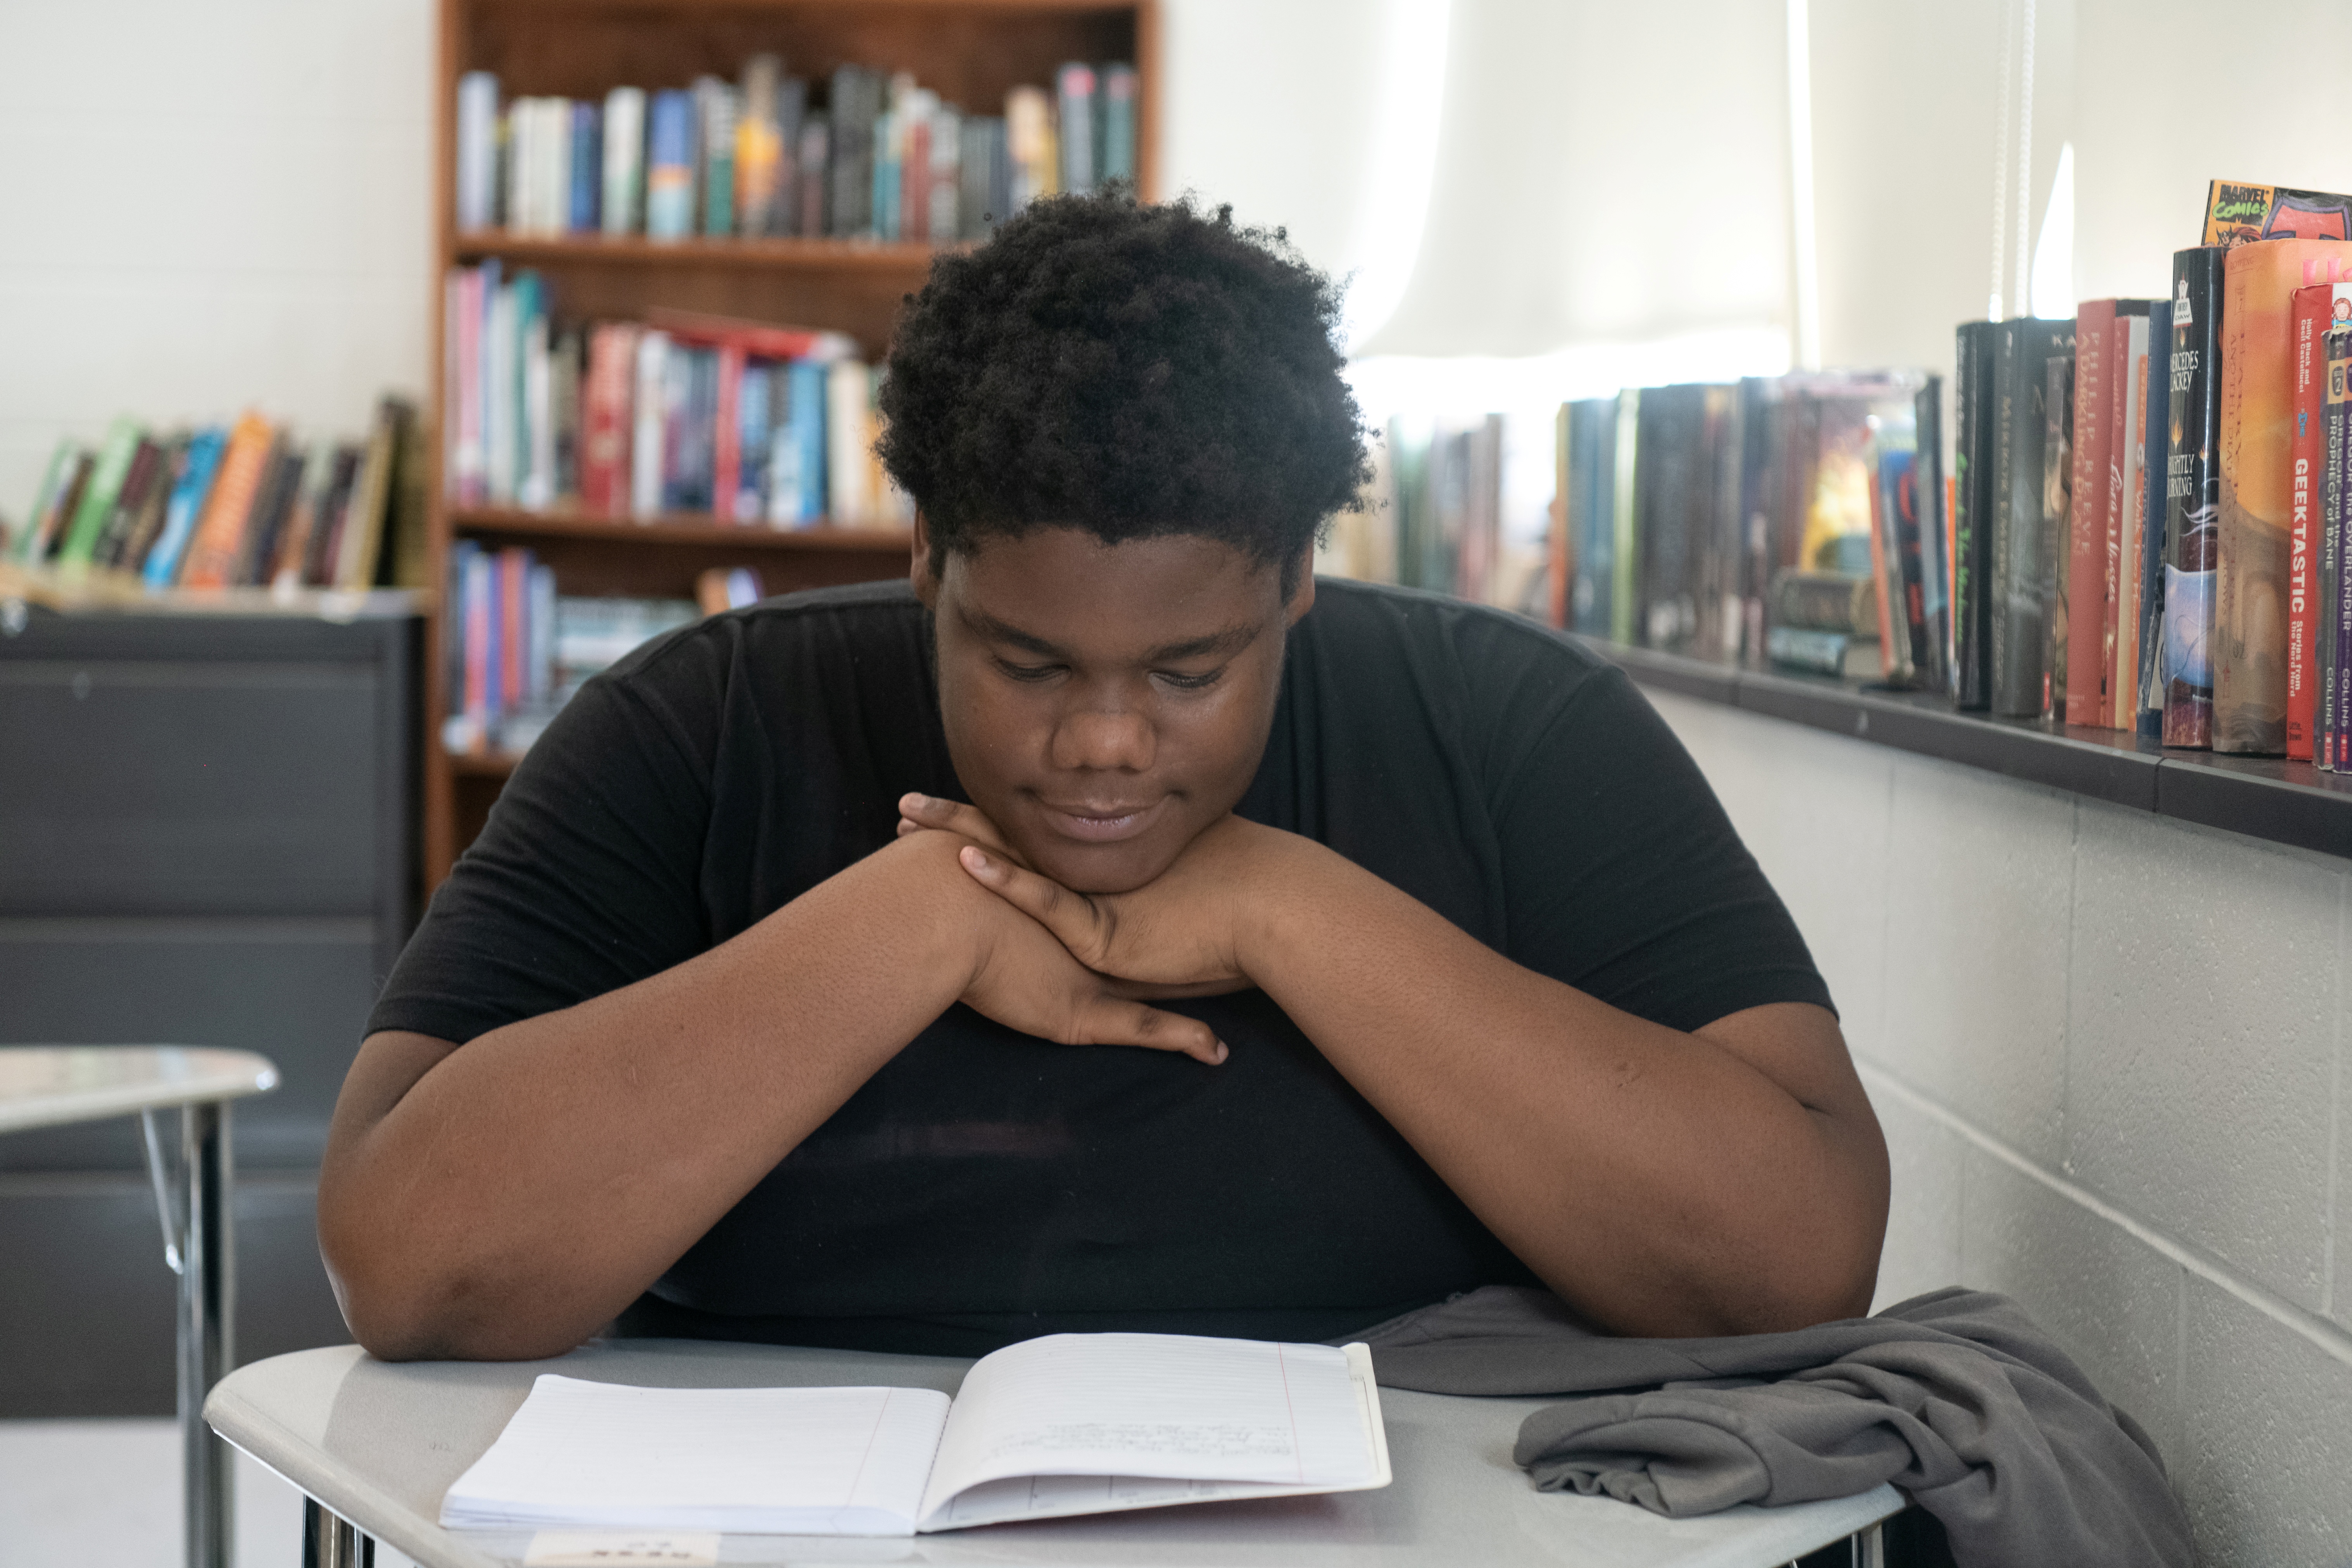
[441,1377,951,1537]
[917,1333,1375,1523]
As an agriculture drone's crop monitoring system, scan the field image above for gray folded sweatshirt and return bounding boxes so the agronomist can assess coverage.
[1353,1285,2190,1568]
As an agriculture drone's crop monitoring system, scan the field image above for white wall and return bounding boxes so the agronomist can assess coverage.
[1649,688,2352,1568]
[0,0,436,528]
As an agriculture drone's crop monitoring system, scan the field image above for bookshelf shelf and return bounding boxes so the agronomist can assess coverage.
[452,507,913,552]
[1577,637,2352,865]
[452,235,954,273]
[427,0,1157,882]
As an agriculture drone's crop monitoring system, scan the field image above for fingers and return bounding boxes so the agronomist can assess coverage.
[1075,997,1229,1064]
[897,793,1011,854]
[959,845,1111,965]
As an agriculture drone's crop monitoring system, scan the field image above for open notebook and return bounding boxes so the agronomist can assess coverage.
[442,1332,1391,1537]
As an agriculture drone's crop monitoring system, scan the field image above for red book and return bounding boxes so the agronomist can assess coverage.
[499,547,528,711]
[713,342,745,521]
[2287,282,2342,757]
[2066,300,2117,725]
[643,306,854,362]
[906,117,931,243]
[581,323,638,517]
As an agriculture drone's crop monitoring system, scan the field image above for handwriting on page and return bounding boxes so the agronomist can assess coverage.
[984,1421,1297,1463]
[523,1531,719,1566]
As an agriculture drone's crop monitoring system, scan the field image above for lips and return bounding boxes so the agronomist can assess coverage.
[1034,795,1170,844]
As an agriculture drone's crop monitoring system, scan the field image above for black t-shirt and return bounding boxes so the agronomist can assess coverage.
[369,577,1831,1354]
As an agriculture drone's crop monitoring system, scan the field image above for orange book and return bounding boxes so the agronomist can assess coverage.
[2214,240,2352,752]
[176,412,276,588]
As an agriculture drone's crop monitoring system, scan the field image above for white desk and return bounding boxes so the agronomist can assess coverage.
[0,1045,278,1568]
[207,1338,1902,1568]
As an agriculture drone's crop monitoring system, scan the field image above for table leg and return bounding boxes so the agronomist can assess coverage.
[304,1498,376,1568]
[181,1101,235,1568]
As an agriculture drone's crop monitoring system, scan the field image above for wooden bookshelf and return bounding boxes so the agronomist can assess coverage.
[428,0,1159,881]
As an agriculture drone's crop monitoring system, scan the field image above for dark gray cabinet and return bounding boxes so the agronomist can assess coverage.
[0,604,418,1415]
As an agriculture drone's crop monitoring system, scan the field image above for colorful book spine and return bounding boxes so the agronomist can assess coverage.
[2325,327,2350,769]
[712,343,745,520]
[178,412,276,589]
[464,544,498,739]
[646,90,696,240]
[2286,283,2342,757]
[1056,63,1097,195]
[2162,248,2226,748]
[568,100,601,233]
[782,359,829,524]
[736,55,783,237]
[2112,310,2153,728]
[2212,241,2352,753]
[582,323,637,516]
[55,417,144,568]
[143,428,225,586]
[1101,64,1138,186]
[631,330,669,516]
[457,72,500,231]
[1952,321,1997,707]
[602,87,646,236]
[735,359,771,523]
[2064,301,2115,723]
[698,78,737,238]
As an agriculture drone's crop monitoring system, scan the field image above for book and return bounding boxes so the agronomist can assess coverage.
[55,418,144,569]
[1911,374,1948,692]
[2204,180,2352,247]
[1767,624,1881,680]
[2065,300,2117,724]
[697,77,738,238]
[2212,240,2352,753]
[86,429,164,570]
[142,427,225,586]
[231,437,302,586]
[2326,326,2351,769]
[645,90,696,240]
[1057,62,1097,196]
[1953,321,1998,707]
[457,72,500,231]
[1006,85,1055,212]
[2162,248,2226,748]
[798,114,830,236]
[2111,308,2154,729]
[568,100,601,233]
[828,359,874,524]
[736,55,783,237]
[2039,349,2076,716]
[830,66,878,238]
[103,433,178,572]
[1988,319,2074,718]
[439,1334,1389,1537]
[582,324,637,516]
[632,331,670,516]
[335,398,411,591]
[179,412,276,590]
[2135,298,2174,739]
[602,88,645,236]
[1101,63,1139,186]
[2286,283,2352,756]
[1771,569,1876,634]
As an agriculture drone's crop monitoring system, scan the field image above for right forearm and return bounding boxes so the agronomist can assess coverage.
[319,835,978,1359]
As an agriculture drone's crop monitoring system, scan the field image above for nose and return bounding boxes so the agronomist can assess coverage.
[1051,697,1155,773]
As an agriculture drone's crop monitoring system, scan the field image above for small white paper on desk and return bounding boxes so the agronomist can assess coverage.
[522,1530,720,1565]
[443,1378,952,1536]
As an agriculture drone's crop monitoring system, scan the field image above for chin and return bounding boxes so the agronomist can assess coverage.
[1023,839,1175,897]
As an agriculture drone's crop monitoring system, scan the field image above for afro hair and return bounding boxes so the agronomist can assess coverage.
[877,190,1370,592]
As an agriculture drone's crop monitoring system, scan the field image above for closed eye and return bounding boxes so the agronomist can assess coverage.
[996,659,1065,683]
[1153,668,1224,692]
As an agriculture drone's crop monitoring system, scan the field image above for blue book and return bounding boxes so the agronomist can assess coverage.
[871,109,899,243]
[466,544,500,733]
[142,426,227,588]
[788,360,829,524]
[736,361,772,521]
[568,101,601,233]
[646,90,696,240]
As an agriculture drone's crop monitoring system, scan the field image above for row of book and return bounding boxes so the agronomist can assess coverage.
[442,539,701,754]
[8,397,423,593]
[1953,178,2352,764]
[443,262,912,528]
[456,57,1136,245]
[1550,369,1943,687]
[1557,179,2352,770]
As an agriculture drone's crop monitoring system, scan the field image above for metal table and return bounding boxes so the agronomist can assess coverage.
[207,1338,1902,1568]
[0,1044,278,1568]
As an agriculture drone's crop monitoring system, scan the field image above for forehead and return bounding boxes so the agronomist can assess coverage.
[942,528,1284,647]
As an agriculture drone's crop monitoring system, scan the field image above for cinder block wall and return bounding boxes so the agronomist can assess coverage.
[1646,689,2352,1568]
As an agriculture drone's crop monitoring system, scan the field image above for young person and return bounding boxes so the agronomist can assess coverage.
[320,194,1888,1363]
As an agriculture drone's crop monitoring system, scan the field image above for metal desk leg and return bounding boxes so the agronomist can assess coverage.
[181,1101,236,1568]
[304,1498,376,1568]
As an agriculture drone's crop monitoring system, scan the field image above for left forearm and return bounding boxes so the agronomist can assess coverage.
[1241,838,1885,1337]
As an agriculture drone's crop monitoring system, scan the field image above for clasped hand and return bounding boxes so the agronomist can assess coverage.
[896,792,1291,1064]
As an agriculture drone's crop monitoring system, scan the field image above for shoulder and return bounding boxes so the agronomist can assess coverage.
[604,576,926,688]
